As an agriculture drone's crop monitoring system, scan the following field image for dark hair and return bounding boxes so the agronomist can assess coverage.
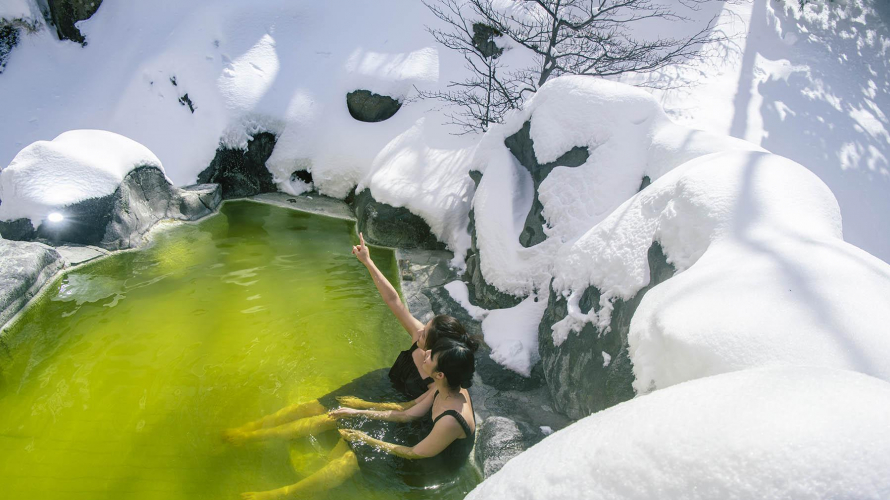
[424,314,468,350]
[430,336,479,389]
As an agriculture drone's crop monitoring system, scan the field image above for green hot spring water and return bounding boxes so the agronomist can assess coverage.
[0,201,478,500]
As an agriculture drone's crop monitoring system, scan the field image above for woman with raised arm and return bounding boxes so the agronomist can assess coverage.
[223,232,470,443]
[240,336,479,500]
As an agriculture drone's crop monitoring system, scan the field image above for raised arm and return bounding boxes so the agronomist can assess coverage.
[340,416,463,460]
[352,232,424,341]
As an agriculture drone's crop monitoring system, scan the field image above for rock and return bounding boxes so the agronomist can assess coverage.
[0,167,221,250]
[462,206,522,310]
[351,189,445,250]
[504,120,589,247]
[0,20,22,74]
[0,239,63,329]
[46,0,103,44]
[0,218,36,241]
[197,132,278,199]
[474,416,544,478]
[538,242,675,419]
[101,168,221,250]
[472,23,503,59]
[346,90,402,122]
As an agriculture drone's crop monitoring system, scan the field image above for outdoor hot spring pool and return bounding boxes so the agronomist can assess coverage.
[0,201,479,500]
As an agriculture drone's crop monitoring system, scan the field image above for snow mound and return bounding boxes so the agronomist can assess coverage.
[0,130,165,227]
[551,148,890,391]
[467,366,890,500]
[471,76,761,297]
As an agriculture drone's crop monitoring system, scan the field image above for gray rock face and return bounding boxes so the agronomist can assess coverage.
[351,189,445,250]
[102,169,221,250]
[46,0,103,44]
[504,121,589,248]
[538,242,676,419]
[345,90,402,122]
[197,132,278,199]
[0,239,63,329]
[475,416,544,478]
[0,167,221,250]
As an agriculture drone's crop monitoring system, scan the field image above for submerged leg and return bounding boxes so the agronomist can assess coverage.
[241,444,360,500]
[226,413,338,444]
[226,399,328,437]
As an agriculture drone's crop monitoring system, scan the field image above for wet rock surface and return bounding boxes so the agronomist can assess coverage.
[345,90,402,122]
[538,242,675,419]
[0,240,63,330]
[352,189,445,251]
[197,132,277,199]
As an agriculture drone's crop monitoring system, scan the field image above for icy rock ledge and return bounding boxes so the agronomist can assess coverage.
[0,130,221,249]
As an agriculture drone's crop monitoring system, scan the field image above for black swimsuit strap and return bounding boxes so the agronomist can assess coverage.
[433,410,473,438]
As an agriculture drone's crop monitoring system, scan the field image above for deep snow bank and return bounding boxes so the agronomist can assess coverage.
[466,366,890,500]
[0,129,165,227]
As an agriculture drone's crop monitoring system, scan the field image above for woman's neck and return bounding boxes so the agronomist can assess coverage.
[435,379,460,399]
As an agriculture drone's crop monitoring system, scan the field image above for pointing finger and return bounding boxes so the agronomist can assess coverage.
[359,232,365,249]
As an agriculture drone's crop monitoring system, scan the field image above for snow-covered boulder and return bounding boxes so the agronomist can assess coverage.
[467,75,890,417]
[0,130,220,249]
[467,366,890,500]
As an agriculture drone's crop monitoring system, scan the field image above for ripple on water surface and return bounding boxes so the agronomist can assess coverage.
[0,201,478,500]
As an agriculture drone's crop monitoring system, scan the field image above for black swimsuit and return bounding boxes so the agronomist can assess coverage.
[426,390,476,471]
[388,341,435,399]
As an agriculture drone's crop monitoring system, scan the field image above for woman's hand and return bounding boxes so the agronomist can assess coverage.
[352,232,372,266]
[329,407,362,419]
[339,428,371,444]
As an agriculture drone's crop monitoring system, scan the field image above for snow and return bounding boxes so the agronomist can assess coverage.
[0,0,483,256]
[0,130,165,227]
[467,366,890,500]
[471,76,760,299]
[0,0,33,20]
[444,280,489,321]
[479,293,548,377]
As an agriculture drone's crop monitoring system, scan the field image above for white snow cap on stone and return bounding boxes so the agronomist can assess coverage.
[467,366,890,500]
[0,130,165,227]
[471,76,760,298]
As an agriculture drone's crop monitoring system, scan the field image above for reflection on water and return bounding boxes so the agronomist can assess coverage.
[0,201,478,500]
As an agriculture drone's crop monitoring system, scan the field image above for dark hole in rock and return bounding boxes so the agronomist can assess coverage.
[290,170,313,185]
[346,90,402,122]
[639,176,651,191]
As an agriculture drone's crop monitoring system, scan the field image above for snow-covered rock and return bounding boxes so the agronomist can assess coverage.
[467,366,890,500]
[0,130,220,248]
[0,129,165,227]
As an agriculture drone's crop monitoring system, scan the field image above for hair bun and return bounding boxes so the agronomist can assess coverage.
[464,336,480,353]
